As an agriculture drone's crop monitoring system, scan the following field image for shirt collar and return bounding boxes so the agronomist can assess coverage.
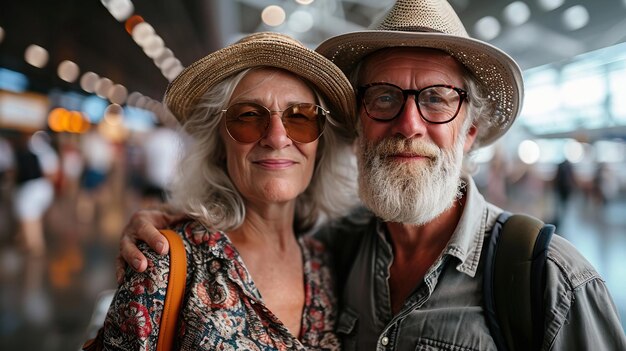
[444,175,500,277]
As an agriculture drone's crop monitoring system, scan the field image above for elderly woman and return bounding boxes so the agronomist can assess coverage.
[99,32,358,350]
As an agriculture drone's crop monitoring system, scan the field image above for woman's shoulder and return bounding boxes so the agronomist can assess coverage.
[166,219,234,261]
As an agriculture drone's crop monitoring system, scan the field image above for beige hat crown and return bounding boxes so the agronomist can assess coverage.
[316,0,524,149]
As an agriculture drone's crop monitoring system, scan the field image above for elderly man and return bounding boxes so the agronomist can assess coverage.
[116,0,625,349]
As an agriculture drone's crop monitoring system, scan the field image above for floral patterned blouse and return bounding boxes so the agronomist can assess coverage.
[102,220,340,350]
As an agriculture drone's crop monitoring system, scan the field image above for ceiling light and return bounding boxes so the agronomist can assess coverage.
[125,15,144,34]
[261,5,286,27]
[100,0,134,22]
[95,77,114,98]
[474,16,501,41]
[537,0,564,12]
[108,84,128,105]
[562,5,589,31]
[154,48,174,68]
[131,22,155,47]
[57,60,80,83]
[80,72,100,93]
[518,140,540,164]
[295,0,315,4]
[288,10,314,33]
[503,2,531,26]
[126,92,143,106]
[24,44,49,68]
[142,35,165,58]
[163,64,184,82]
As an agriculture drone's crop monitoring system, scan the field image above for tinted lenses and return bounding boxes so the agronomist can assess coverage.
[223,102,326,143]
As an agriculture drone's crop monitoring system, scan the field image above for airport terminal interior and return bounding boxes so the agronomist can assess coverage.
[1,0,625,349]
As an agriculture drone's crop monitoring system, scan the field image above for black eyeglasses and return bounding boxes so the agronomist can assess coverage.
[222,102,328,144]
[357,82,469,124]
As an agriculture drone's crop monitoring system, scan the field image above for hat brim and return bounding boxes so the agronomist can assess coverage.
[317,30,524,148]
[165,34,356,138]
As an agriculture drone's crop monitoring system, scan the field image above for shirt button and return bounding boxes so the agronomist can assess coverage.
[381,336,389,346]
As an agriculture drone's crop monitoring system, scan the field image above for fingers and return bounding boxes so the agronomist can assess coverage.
[115,254,126,284]
[120,234,148,272]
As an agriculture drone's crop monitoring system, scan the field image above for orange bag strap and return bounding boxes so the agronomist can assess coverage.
[156,229,187,351]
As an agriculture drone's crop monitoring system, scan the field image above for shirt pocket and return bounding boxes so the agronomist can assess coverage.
[414,337,481,351]
[336,306,359,351]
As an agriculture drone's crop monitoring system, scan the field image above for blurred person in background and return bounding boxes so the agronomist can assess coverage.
[138,122,183,207]
[553,159,577,226]
[77,129,114,224]
[93,32,358,350]
[592,162,618,207]
[5,131,58,256]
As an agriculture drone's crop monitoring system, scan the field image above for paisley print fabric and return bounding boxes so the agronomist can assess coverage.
[102,220,340,350]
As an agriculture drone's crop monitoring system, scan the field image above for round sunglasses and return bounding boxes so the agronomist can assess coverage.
[222,102,328,144]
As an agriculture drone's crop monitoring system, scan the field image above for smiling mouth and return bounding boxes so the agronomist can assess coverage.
[253,159,297,169]
[387,153,433,160]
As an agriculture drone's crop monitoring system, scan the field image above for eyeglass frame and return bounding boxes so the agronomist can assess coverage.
[357,82,469,124]
[220,102,329,144]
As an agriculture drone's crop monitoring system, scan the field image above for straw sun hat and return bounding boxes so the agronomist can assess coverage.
[164,32,356,137]
[316,0,524,148]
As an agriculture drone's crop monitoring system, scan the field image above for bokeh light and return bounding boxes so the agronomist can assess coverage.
[57,60,80,83]
[518,140,541,164]
[124,15,144,34]
[80,72,100,93]
[108,84,128,105]
[288,10,314,33]
[131,22,155,47]
[24,44,49,68]
[562,5,589,31]
[95,77,114,98]
[564,139,585,163]
[474,16,501,41]
[261,5,286,27]
[538,0,565,12]
[100,0,134,22]
[503,2,531,26]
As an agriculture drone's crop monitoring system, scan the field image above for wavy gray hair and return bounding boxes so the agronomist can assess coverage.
[168,67,359,233]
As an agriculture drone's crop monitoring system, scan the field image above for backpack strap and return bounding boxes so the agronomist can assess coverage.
[157,229,187,351]
[483,212,555,351]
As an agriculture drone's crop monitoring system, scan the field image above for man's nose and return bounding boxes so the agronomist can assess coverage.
[390,96,427,138]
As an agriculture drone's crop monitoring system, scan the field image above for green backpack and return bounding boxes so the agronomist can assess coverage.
[483,212,556,351]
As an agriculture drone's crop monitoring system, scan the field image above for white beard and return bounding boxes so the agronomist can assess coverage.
[357,135,466,224]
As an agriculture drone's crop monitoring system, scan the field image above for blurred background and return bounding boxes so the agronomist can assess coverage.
[1,0,625,349]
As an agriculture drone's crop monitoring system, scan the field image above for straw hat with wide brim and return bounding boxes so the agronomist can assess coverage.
[164,32,356,138]
[316,0,524,148]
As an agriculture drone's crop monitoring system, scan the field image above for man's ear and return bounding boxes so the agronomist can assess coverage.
[464,124,478,152]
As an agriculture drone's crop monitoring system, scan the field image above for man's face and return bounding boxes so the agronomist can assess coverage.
[355,47,478,224]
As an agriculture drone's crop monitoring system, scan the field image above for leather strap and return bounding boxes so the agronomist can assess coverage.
[156,229,187,351]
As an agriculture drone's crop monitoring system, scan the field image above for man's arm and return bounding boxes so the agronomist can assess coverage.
[116,206,187,283]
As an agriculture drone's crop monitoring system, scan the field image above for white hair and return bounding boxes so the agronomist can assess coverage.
[168,67,359,233]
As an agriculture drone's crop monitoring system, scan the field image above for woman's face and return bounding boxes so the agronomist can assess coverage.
[220,68,319,206]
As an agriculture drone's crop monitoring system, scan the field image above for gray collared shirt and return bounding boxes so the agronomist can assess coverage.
[319,176,625,350]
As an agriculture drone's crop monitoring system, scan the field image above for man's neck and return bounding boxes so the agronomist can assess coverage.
[386,197,464,259]
[385,196,466,314]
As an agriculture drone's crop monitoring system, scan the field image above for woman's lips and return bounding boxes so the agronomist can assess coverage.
[253,159,297,169]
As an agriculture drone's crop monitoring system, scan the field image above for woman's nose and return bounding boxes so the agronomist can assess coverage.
[259,113,292,149]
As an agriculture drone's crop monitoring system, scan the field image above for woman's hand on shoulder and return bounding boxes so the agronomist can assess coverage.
[116,206,187,283]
